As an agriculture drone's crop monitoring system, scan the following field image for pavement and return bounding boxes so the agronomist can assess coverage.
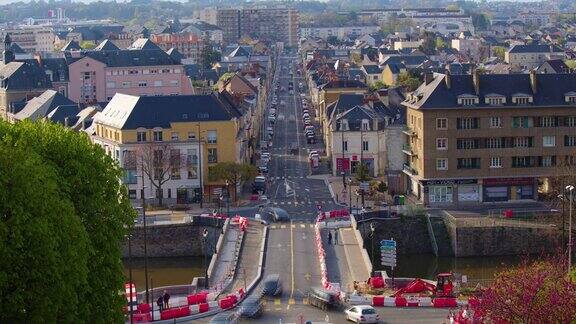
[222,222,264,294]
[210,224,241,288]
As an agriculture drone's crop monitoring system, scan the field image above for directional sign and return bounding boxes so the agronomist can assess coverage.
[380,239,397,247]
[381,259,397,267]
[380,250,397,257]
[359,182,370,191]
[380,239,397,268]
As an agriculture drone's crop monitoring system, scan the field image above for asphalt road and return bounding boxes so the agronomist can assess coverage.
[196,55,451,324]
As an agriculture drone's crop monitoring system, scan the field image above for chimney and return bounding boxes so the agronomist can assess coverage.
[34,52,42,67]
[424,72,434,85]
[530,69,537,94]
[445,70,451,89]
[64,117,69,127]
[472,68,480,95]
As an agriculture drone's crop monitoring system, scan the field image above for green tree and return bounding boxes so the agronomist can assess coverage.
[355,163,371,182]
[0,121,134,323]
[369,81,387,91]
[200,35,221,69]
[435,37,447,50]
[419,31,437,55]
[327,35,339,46]
[80,40,95,49]
[396,72,421,92]
[492,46,507,60]
[208,162,258,202]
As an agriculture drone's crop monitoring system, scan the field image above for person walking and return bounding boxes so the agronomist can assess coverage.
[334,230,339,245]
[327,231,332,245]
[163,290,170,309]
[156,295,164,312]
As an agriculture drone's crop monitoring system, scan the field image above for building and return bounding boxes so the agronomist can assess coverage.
[92,93,240,204]
[66,38,192,104]
[150,33,203,62]
[361,65,383,86]
[505,44,566,71]
[216,7,298,47]
[451,35,483,62]
[181,22,223,45]
[318,80,368,131]
[381,63,407,87]
[393,40,423,51]
[300,25,380,40]
[0,27,55,53]
[536,59,571,74]
[402,71,576,206]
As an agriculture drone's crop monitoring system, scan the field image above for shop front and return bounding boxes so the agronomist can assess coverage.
[335,157,350,176]
[422,179,479,206]
[482,177,536,202]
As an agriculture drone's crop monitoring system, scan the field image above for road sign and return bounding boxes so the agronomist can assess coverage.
[380,239,397,247]
[380,250,396,256]
[380,239,397,268]
[381,257,397,266]
[359,182,370,191]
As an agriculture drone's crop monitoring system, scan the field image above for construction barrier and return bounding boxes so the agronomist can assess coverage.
[125,283,137,309]
[433,297,458,308]
[395,296,407,307]
[133,312,152,322]
[198,303,210,313]
[372,296,385,306]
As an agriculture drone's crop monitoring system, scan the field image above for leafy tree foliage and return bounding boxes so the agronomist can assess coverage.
[355,163,371,182]
[492,46,507,60]
[0,121,134,323]
[396,72,421,92]
[327,35,340,46]
[419,31,437,55]
[208,162,258,202]
[471,258,576,323]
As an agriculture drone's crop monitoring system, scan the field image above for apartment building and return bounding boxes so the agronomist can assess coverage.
[300,25,380,40]
[216,7,299,47]
[150,33,203,62]
[67,39,192,104]
[402,71,576,206]
[0,27,55,53]
[92,93,240,204]
[181,22,223,45]
[505,44,566,71]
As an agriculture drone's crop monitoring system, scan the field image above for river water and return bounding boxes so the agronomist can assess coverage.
[124,254,523,288]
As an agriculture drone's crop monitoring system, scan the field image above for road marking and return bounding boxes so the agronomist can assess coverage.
[310,224,315,228]
[274,298,281,305]
[300,224,306,228]
[280,225,286,229]
[270,225,277,229]
[287,201,292,205]
[289,219,295,304]
[303,298,309,305]
[288,298,295,305]
[291,224,296,228]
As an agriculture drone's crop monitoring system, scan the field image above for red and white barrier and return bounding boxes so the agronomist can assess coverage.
[370,295,457,308]
[125,283,137,307]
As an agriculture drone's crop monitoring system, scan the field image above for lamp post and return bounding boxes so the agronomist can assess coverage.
[128,233,134,324]
[341,128,346,186]
[348,178,352,214]
[370,222,376,270]
[137,168,150,304]
[559,194,566,249]
[225,180,230,218]
[566,185,574,275]
[202,228,209,289]
[197,123,204,208]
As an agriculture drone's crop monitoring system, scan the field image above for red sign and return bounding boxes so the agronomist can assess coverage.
[483,177,534,186]
[352,155,358,161]
[336,158,350,171]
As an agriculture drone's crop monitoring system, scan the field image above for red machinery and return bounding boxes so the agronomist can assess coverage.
[393,273,455,298]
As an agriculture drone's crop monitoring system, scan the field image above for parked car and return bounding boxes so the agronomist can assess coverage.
[308,150,319,159]
[263,207,290,222]
[302,113,310,119]
[261,274,282,296]
[258,165,269,174]
[344,305,380,323]
[308,287,339,311]
[306,136,316,144]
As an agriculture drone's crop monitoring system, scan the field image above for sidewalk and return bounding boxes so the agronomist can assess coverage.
[210,225,240,287]
[321,228,353,293]
[339,227,370,285]
[223,222,264,294]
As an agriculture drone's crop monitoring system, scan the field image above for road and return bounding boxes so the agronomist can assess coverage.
[196,54,451,324]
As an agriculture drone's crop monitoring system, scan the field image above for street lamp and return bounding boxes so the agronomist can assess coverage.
[370,222,376,270]
[197,123,204,209]
[225,180,230,218]
[348,178,352,214]
[127,232,134,324]
[136,169,151,304]
[566,185,574,275]
[202,228,209,289]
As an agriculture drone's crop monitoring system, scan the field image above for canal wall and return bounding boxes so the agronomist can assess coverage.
[122,221,223,258]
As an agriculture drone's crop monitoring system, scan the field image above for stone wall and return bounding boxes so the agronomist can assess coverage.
[122,222,222,258]
[361,217,434,258]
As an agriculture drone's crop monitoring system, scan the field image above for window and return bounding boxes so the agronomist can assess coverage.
[153,131,163,142]
[486,97,504,105]
[187,149,198,165]
[343,141,348,151]
[429,186,453,203]
[122,81,131,88]
[515,97,530,105]
[457,117,479,129]
[123,169,138,184]
[170,149,181,179]
[154,80,163,87]
[489,157,502,168]
[566,116,576,127]
[565,135,576,147]
[137,131,147,142]
[362,140,369,151]
[436,158,447,170]
[512,156,535,168]
[138,81,147,87]
[539,116,557,127]
[457,138,478,149]
[106,81,115,88]
[207,130,217,144]
[489,117,502,128]
[567,96,576,104]
[514,137,532,148]
[486,137,503,149]
[436,138,448,150]
[128,190,137,199]
[167,188,171,199]
[457,158,481,169]
[361,119,370,131]
[170,80,179,86]
[188,165,198,179]
[339,119,349,131]
[208,148,218,163]
[188,132,196,140]
[512,116,533,128]
[436,118,447,130]
[540,156,554,167]
[171,132,179,141]
[543,136,556,147]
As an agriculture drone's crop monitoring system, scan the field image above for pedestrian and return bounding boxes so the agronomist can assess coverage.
[156,295,164,312]
[334,230,339,245]
[327,231,332,245]
[163,290,170,309]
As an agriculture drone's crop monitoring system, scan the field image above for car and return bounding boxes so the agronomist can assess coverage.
[305,125,315,131]
[308,287,339,310]
[302,108,309,114]
[261,274,282,296]
[307,136,316,144]
[258,165,269,174]
[304,120,312,126]
[308,150,319,159]
[302,113,310,118]
[305,131,315,137]
[344,305,380,323]
[263,207,290,222]
[236,297,263,318]
[210,312,239,324]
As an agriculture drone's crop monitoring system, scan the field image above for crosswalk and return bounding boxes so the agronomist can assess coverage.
[270,175,308,180]
[271,200,332,206]
[269,223,315,229]
[262,297,309,308]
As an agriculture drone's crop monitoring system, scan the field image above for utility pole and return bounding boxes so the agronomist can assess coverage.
[128,233,133,324]
[197,123,203,208]
[360,125,365,207]
[140,169,150,304]
[567,185,574,275]
[341,127,346,186]
[203,228,209,289]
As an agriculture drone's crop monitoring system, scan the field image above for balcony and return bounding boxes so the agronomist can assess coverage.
[403,163,418,176]
[402,144,416,156]
[402,126,417,136]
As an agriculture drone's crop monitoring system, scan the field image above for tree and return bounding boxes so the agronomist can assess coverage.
[396,72,421,92]
[327,35,339,46]
[355,163,371,182]
[80,40,95,49]
[218,72,235,85]
[471,13,490,31]
[137,142,182,207]
[208,162,258,202]
[435,37,447,50]
[471,258,576,323]
[492,46,507,60]
[0,121,134,323]
[369,81,387,91]
[419,31,437,55]
[200,34,221,69]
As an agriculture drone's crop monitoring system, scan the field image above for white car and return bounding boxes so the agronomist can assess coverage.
[345,305,380,323]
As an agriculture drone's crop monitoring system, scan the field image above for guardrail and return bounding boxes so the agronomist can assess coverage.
[425,213,439,257]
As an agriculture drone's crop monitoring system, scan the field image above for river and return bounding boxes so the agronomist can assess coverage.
[124,254,523,289]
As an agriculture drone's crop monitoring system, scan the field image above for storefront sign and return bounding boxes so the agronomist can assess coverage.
[421,179,477,186]
[483,177,534,186]
[336,158,350,172]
